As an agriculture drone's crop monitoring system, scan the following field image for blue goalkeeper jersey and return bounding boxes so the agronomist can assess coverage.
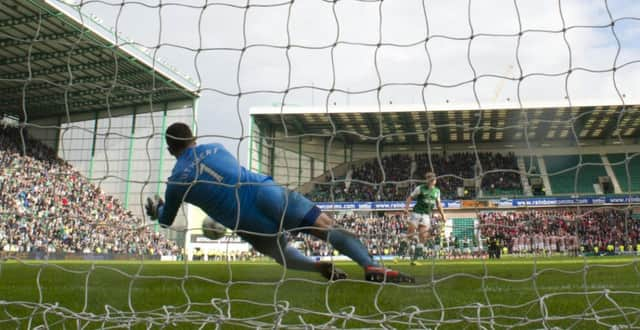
[157,143,315,234]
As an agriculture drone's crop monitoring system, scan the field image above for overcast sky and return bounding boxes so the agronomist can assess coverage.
[59,0,640,164]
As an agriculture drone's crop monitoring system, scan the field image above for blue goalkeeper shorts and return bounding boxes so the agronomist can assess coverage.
[239,180,320,234]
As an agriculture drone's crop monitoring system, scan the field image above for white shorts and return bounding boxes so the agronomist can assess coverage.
[408,213,431,228]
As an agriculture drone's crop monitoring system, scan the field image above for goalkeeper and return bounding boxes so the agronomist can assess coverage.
[146,123,413,283]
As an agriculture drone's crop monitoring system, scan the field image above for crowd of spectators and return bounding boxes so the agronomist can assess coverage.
[292,214,408,257]
[193,248,257,262]
[0,124,180,257]
[2,122,637,262]
[480,208,640,255]
[307,152,522,202]
[476,153,522,196]
[286,207,640,259]
[289,213,479,259]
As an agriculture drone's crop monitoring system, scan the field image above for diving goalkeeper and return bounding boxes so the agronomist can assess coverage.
[146,123,413,283]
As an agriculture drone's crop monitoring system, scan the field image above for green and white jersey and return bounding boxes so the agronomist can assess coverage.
[410,185,441,215]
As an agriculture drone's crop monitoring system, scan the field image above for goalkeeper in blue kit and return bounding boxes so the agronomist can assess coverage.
[146,123,413,283]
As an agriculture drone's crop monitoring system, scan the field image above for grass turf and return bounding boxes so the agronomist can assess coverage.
[1,256,640,329]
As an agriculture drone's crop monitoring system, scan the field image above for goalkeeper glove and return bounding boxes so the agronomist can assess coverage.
[145,195,164,220]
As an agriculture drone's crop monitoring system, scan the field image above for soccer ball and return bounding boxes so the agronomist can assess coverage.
[202,217,226,240]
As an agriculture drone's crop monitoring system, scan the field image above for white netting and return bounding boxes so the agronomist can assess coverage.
[1,0,640,328]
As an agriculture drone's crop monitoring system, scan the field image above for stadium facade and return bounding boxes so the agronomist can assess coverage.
[248,102,640,197]
[0,0,199,245]
[57,106,195,245]
[243,103,640,251]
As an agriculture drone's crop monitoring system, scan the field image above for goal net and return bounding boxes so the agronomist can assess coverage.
[1,0,640,328]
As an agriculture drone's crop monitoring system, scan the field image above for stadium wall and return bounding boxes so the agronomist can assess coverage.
[28,117,60,152]
[55,106,194,246]
[250,124,355,187]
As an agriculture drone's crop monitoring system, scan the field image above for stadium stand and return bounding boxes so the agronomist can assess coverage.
[0,125,179,257]
[608,153,640,193]
[286,207,639,260]
[479,152,522,196]
[538,155,574,194]
[1,122,636,261]
[544,154,608,195]
[480,208,638,255]
[308,151,522,202]
[292,214,407,257]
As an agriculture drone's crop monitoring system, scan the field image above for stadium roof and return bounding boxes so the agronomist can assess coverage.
[0,0,199,122]
[251,102,640,145]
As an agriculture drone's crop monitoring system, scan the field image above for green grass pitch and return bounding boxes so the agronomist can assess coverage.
[1,256,640,329]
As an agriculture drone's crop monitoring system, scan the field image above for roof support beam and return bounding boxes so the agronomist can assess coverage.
[0,60,117,80]
[436,114,449,144]
[0,72,170,95]
[400,113,417,144]
[535,116,553,142]
[0,12,53,28]
[0,46,108,66]
[382,113,398,144]
[0,87,174,107]
[3,93,168,115]
[599,108,628,140]
[288,115,306,134]
[571,107,591,143]
[0,31,81,47]
[363,112,380,140]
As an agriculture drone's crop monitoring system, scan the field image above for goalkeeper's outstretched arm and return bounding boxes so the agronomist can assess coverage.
[145,122,194,227]
[146,184,184,228]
